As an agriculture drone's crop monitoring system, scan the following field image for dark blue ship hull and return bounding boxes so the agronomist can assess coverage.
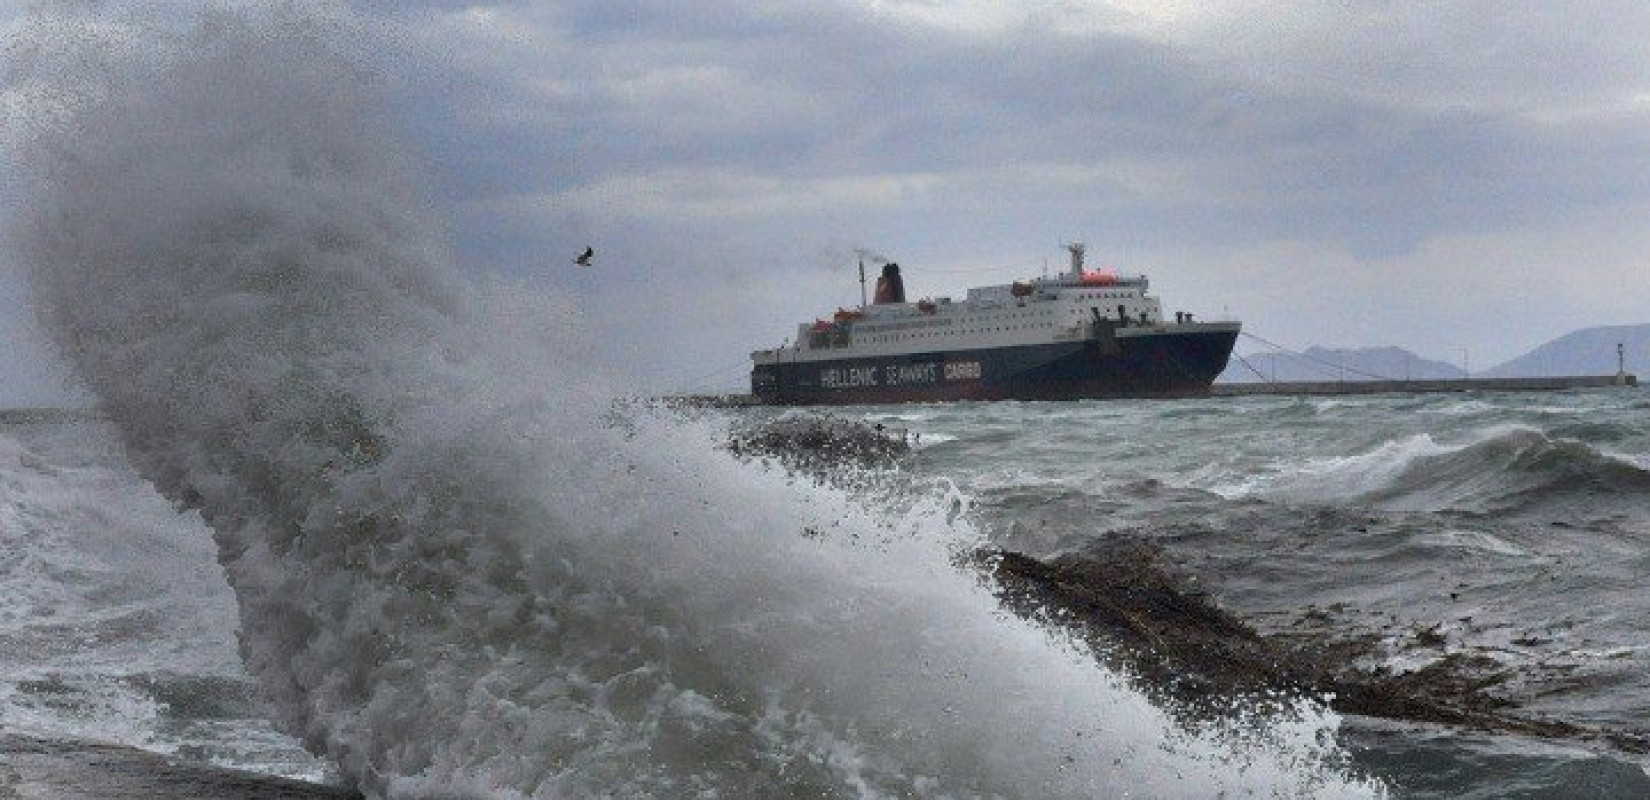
[751,327,1238,405]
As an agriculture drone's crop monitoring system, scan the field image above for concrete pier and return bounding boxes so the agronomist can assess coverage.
[1211,374,1636,397]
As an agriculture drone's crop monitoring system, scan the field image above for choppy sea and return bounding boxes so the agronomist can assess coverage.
[862,390,1650,798]
[4,390,1649,798]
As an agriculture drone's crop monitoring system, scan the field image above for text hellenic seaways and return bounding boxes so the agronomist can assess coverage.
[819,362,981,389]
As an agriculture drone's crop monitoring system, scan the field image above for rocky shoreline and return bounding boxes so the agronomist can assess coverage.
[983,539,1648,753]
[0,736,356,800]
[735,411,1650,754]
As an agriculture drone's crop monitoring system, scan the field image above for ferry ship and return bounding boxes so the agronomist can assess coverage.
[750,245,1239,404]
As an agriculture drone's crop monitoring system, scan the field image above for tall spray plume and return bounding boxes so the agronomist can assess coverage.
[7,4,1382,798]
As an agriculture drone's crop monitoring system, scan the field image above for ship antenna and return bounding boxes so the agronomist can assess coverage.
[858,258,868,309]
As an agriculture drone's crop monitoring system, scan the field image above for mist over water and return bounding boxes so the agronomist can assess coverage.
[8,5,1380,797]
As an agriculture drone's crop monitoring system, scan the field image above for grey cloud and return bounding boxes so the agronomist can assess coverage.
[1189,2,1650,115]
[370,1,1650,266]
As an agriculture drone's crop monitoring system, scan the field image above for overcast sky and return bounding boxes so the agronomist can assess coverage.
[5,0,1650,402]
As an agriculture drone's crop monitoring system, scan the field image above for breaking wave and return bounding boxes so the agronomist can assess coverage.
[8,5,1381,797]
[1250,425,1650,513]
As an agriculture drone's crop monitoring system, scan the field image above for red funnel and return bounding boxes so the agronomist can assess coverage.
[873,263,906,304]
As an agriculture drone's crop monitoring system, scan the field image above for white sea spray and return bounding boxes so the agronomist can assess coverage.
[7,4,1384,797]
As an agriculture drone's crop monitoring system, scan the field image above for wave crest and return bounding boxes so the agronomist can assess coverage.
[1256,425,1650,513]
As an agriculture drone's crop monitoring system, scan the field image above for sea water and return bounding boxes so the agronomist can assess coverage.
[11,391,1650,796]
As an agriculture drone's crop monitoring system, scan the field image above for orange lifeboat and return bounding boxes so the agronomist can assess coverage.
[833,308,864,324]
[917,299,937,313]
[1079,271,1118,286]
[1010,282,1035,297]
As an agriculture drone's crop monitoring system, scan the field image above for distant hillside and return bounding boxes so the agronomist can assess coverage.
[1218,346,1463,384]
[1480,324,1650,378]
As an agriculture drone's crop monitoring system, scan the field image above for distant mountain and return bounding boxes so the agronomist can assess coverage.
[1479,324,1650,378]
[1218,346,1463,384]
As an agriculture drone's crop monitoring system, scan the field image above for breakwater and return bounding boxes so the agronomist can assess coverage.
[1212,374,1636,397]
[667,374,1636,408]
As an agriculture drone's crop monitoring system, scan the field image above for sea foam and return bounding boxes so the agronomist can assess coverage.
[8,4,1382,797]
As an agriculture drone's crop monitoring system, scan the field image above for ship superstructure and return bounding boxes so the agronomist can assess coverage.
[750,245,1239,404]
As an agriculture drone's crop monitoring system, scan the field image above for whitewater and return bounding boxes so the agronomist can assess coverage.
[3,5,1379,799]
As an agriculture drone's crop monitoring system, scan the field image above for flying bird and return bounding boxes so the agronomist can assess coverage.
[574,247,594,267]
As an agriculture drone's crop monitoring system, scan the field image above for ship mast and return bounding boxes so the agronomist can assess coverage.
[859,259,868,309]
[1067,242,1086,278]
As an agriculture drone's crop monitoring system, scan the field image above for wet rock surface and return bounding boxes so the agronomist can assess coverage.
[725,412,911,472]
[0,736,357,800]
[982,536,1650,754]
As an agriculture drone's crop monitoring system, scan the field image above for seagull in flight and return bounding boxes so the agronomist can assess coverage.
[574,246,594,267]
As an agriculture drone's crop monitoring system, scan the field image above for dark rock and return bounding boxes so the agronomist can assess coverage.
[978,537,1650,752]
[0,735,358,799]
[725,412,910,473]
[1413,624,1446,648]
